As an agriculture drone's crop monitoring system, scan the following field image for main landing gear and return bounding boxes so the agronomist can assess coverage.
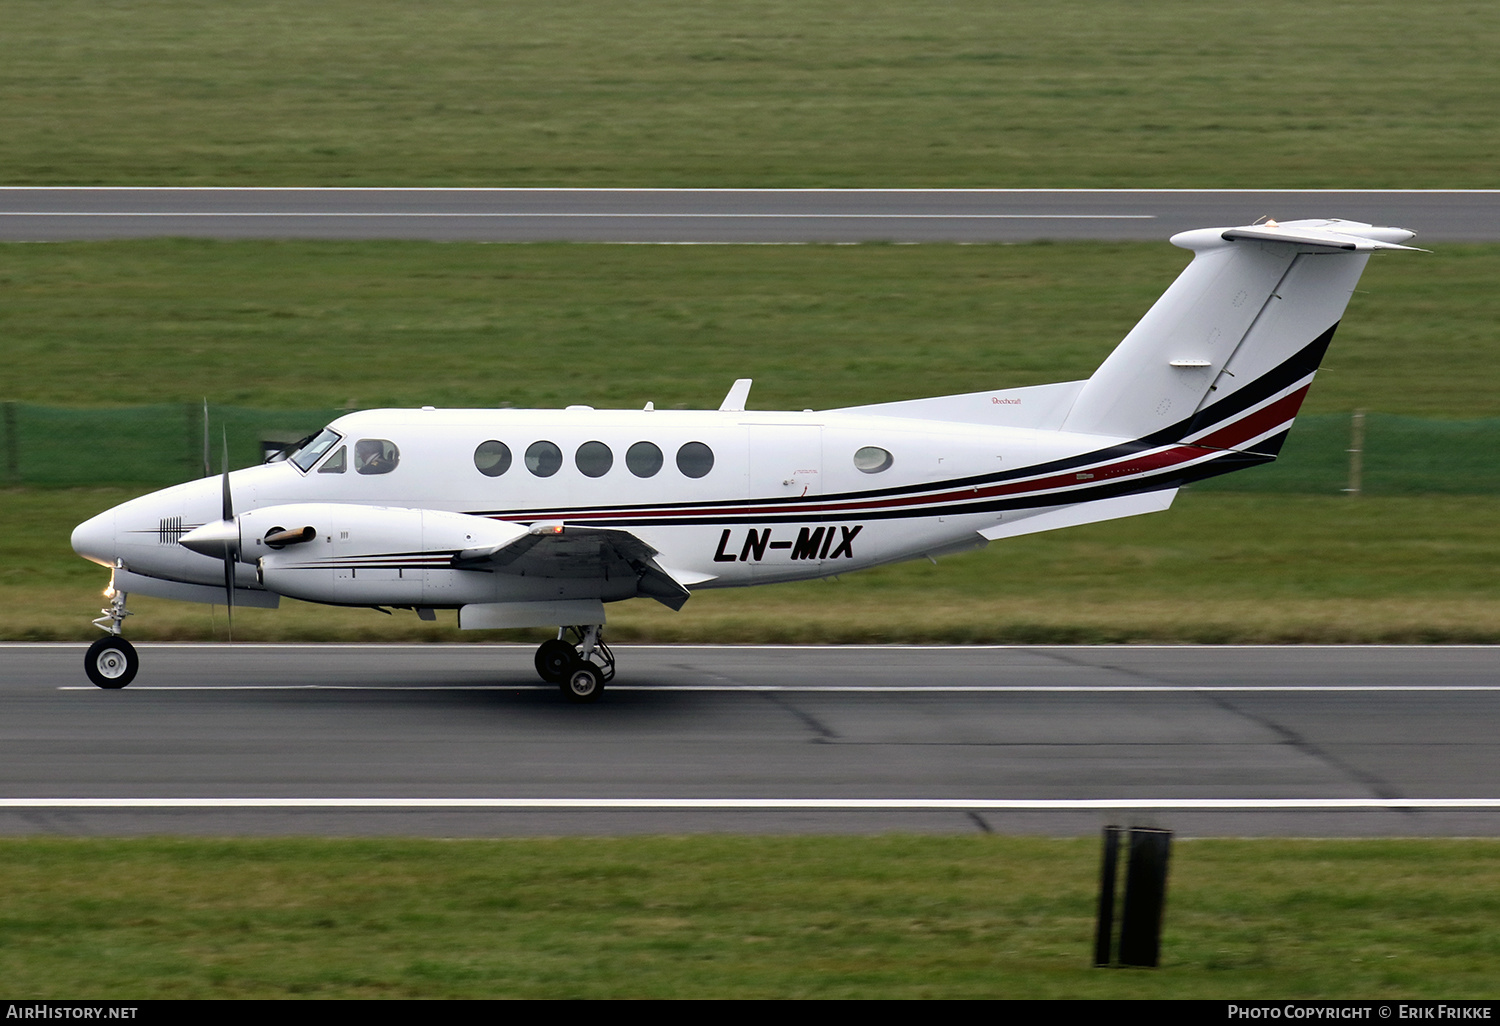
[86,583,138,689]
[534,624,614,703]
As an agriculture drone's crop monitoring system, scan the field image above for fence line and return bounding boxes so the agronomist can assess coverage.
[0,402,346,488]
[1192,411,1499,496]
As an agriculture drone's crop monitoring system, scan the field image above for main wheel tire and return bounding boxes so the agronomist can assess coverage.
[561,663,604,703]
[86,636,138,689]
[535,639,579,683]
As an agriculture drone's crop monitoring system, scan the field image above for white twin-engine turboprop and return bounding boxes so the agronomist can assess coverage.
[72,218,1417,700]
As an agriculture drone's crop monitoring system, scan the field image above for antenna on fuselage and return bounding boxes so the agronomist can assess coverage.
[719,379,752,412]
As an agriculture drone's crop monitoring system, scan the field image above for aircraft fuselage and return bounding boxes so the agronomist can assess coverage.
[74,404,1143,607]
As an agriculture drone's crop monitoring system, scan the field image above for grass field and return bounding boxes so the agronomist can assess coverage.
[4,0,1499,188]
[4,239,1495,416]
[2,837,1497,998]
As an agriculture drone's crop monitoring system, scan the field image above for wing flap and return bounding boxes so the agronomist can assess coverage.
[454,524,694,610]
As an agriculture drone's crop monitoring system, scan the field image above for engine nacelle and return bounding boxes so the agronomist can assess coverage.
[244,504,527,606]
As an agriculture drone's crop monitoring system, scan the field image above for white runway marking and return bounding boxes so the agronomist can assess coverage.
[3,798,1498,810]
[55,684,1500,692]
[13,642,1496,650]
[0,212,1155,220]
[6,186,1499,193]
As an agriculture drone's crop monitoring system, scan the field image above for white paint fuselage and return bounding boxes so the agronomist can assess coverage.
[73,403,1143,612]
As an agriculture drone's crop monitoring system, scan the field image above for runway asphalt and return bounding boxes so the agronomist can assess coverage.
[2,188,1497,242]
[3,643,1497,838]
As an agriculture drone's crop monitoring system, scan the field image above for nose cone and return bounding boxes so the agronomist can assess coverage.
[72,508,119,567]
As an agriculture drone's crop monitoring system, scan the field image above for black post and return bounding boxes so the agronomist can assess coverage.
[1093,825,1122,967]
[1119,827,1172,968]
[2,402,17,485]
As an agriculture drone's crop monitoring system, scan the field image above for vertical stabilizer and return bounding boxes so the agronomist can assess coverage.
[1061,219,1416,448]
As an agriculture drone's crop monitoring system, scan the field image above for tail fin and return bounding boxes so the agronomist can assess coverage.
[1061,219,1417,453]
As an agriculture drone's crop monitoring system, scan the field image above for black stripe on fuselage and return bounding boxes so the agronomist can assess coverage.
[462,326,1333,525]
[481,447,1276,529]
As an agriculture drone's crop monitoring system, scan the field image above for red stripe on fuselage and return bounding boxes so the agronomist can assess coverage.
[1192,384,1310,451]
[476,384,1311,526]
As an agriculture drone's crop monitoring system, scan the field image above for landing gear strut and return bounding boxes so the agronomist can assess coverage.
[534,624,614,703]
[86,577,138,689]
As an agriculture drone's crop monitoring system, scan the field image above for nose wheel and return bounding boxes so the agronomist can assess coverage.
[534,625,614,702]
[86,636,138,689]
[563,663,604,702]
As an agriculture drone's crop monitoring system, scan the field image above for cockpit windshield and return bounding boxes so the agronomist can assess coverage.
[264,432,314,464]
[289,428,343,473]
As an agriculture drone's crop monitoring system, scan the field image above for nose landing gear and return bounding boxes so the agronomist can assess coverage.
[534,624,614,702]
[86,580,138,689]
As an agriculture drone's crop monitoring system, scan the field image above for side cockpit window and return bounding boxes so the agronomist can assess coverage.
[289,428,342,473]
[317,445,346,474]
[355,438,400,475]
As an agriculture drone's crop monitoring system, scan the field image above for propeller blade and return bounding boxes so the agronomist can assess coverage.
[221,428,233,523]
[221,427,234,641]
[223,546,235,643]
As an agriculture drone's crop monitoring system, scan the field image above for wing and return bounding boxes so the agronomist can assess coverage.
[454,524,696,611]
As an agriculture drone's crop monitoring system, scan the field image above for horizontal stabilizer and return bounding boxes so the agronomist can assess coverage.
[1219,221,1422,252]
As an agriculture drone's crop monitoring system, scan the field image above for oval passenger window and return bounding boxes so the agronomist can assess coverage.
[676,441,714,479]
[575,440,613,478]
[626,441,663,478]
[854,446,894,474]
[474,440,512,478]
[525,440,563,477]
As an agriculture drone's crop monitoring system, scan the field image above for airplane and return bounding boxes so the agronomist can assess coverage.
[70,218,1417,701]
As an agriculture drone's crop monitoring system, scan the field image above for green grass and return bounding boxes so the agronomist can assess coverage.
[3,239,1494,416]
[1,837,1497,998]
[3,0,1500,188]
